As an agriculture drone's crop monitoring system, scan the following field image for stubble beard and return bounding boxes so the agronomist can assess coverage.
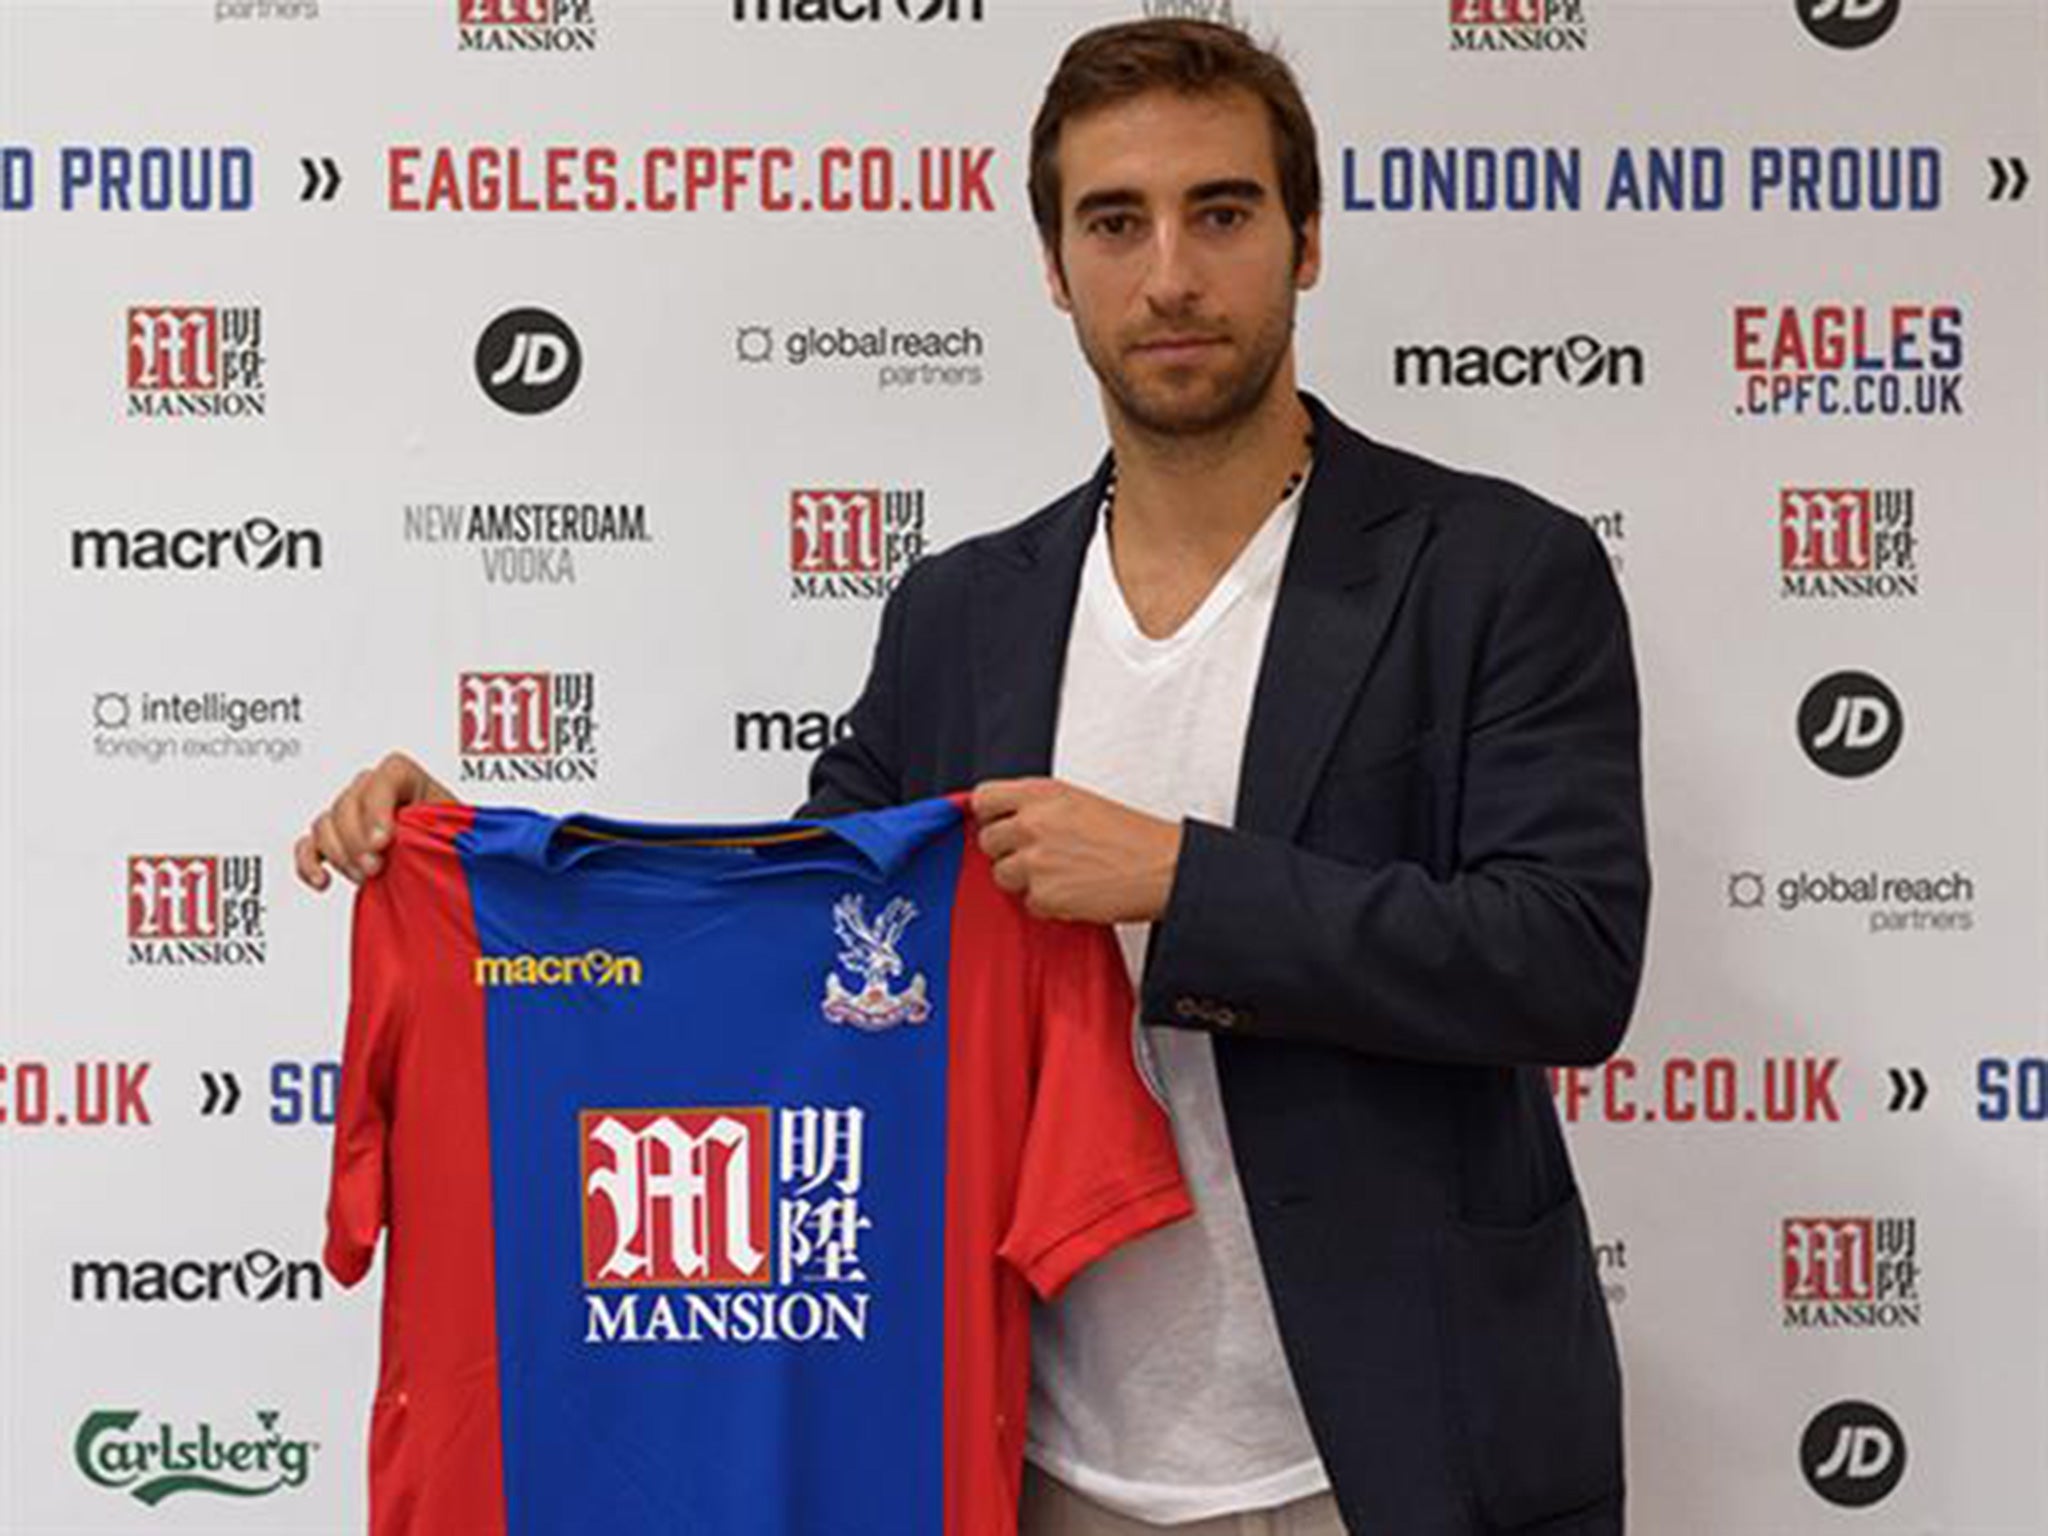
[1078,284,1298,442]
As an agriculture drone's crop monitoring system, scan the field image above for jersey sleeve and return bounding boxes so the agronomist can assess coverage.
[323,873,408,1287]
[997,919,1192,1301]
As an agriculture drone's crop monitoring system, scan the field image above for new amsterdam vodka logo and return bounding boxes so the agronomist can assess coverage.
[75,1407,318,1504]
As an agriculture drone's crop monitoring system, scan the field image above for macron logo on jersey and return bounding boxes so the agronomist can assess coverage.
[473,948,643,989]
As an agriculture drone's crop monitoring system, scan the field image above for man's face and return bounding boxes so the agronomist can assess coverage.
[1045,85,1320,439]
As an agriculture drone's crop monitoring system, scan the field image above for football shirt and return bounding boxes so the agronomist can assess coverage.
[324,795,1190,1536]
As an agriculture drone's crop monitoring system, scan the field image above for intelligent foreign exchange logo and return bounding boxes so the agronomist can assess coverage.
[475,307,582,413]
[75,1407,319,1505]
[581,1105,876,1345]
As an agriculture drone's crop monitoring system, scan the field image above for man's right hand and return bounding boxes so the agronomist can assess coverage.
[293,752,455,891]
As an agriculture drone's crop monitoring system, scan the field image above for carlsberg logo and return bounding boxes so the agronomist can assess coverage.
[75,1407,318,1505]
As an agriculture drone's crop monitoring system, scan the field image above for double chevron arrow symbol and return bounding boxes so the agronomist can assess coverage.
[199,1070,243,1117]
[299,156,343,203]
[1885,1067,1928,1114]
[1989,156,2030,203]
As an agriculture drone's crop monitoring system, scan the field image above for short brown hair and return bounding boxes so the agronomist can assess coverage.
[1028,18,1322,268]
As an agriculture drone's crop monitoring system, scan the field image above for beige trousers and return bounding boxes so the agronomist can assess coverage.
[1020,1463,1352,1536]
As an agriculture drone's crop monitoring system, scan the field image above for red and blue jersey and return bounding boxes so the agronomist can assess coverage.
[324,795,1190,1536]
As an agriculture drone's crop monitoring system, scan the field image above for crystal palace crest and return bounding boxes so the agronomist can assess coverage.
[822,894,930,1031]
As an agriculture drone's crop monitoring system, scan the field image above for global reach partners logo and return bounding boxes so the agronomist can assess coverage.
[75,1407,319,1505]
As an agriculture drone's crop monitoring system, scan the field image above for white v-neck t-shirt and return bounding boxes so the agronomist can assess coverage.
[1028,480,1332,1523]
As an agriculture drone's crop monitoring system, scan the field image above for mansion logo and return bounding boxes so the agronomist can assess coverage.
[789,488,925,600]
[474,948,643,988]
[457,670,599,782]
[1727,865,1974,935]
[458,0,598,50]
[735,323,987,392]
[1449,0,1588,51]
[70,516,323,574]
[126,304,265,418]
[1797,670,1902,778]
[476,307,581,413]
[403,500,651,585]
[1797,0,1900,50]
[92,688,307,767]
[1735,303,1963,418]
[71,1248,324,1306]
[1780,487,1917,599]
[1391,334,1643,390]
[581,1104,876,1345]
[76,1407,318,1505]
[127,856,266,967]
[1782,1216,1920,1329]
[732,0,983,22]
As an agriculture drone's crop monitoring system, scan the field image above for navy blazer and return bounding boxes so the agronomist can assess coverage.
[801,392,1647,1535]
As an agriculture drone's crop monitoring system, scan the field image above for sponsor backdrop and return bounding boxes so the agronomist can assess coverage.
[1,0,2044,1529]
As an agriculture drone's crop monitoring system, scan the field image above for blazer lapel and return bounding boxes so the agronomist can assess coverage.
[1235,397,1429,840]
[967,458,1107,779]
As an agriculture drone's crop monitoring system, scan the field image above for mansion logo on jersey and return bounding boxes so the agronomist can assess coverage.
[788,488,925,599]
[126,304,265,418]
[458,0,598,50]
[70,516,323,574]
[457,671,599,782]
[126,855,266,967]
[1449,0,1588,51]
[581,1105,876,1346]
[403,500,651,585]
[1782,1216,1921,1329]
[75,1407,318,1505]
[1735,303,1964,417]
[1391,334,1644,390]
[1780,487,1918,599]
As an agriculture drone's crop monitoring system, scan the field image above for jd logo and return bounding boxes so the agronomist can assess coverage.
[1800,1400,1905,1507]
[1798,671,1902,778]
[1797,0,1900,49]
[476,307,581,414]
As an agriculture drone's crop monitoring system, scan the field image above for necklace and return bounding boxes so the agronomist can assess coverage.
[1101,428,1316,526]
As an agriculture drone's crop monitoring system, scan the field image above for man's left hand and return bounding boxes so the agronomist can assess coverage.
[971,778,1182,924]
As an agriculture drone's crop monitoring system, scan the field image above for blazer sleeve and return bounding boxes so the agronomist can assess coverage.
[797,558,925,818]
[1140,513,1649,1068]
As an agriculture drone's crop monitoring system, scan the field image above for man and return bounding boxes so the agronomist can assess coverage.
[297,19,1646,1536]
